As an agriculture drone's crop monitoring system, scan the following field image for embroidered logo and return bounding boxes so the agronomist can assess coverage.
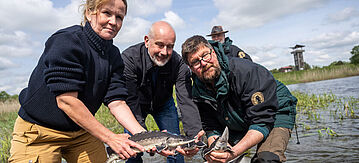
[251,92,264,105]
[238,51,246,58]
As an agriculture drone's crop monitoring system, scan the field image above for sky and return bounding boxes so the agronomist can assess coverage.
[0,0,358,95]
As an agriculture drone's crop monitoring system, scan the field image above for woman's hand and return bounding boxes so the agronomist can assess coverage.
[106,133,144,160]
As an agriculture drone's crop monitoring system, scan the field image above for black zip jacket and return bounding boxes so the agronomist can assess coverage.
[121,42,202,137]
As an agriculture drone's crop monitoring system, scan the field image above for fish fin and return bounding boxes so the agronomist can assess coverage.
[155,145,166,152]
[106,146,115,156]
[196,141,207,148]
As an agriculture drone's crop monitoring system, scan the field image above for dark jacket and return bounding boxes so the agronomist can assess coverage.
[18,22,128,131]
[121,42,202,137]
[222,37,297,130]
[192,41,278,141]
[223,37,252,61]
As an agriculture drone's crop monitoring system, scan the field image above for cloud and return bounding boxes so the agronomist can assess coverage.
[0,57,16,71]
[212,0,327,30]
[115,10,185,48]
[162,11,186,29]
[0,73,29,95]
[0,30,38,57]
[306,31,359,49]
[302,31,359,66]
[114,17,151,47]
[319,54,330,59]
[242,45,294,69]
[127,0,172,16]
[326,7,359,23]
[0,0,82,33]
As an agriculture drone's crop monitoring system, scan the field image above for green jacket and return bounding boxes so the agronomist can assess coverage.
[192,40,278,140]
[274,80,297,129]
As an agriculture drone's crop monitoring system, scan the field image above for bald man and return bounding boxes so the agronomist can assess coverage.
[121,21,202,163]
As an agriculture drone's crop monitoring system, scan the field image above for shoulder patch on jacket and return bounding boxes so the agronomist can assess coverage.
[251,92,264,105]
[238,51,245,58]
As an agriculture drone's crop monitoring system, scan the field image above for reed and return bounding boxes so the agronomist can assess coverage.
[273,64,359,85]
[0,100,19,113]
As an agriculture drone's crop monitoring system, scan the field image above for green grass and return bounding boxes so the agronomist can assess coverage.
[0,111,17,162]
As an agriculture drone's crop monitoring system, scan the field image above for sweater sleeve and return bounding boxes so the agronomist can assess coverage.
[43,31,86,96]
[103,48,128,105]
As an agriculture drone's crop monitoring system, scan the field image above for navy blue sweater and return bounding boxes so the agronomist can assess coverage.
[18,22,128,131]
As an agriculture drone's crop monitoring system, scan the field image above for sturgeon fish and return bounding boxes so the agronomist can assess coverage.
[106,131,206,163]
[202,127,246,163]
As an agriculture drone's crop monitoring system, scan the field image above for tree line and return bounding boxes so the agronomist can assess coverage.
[0,91,18,102]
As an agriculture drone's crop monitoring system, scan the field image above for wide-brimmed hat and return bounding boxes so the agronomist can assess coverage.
[206,26,228,36]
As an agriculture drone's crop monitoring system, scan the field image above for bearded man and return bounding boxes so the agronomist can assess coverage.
[121,21,202,163]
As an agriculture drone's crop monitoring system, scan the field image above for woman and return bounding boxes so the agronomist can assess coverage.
[9,0,146,162]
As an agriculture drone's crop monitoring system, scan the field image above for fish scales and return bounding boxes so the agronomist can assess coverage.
[106,131,205,163]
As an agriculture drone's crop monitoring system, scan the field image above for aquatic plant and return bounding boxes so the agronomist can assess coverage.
[317,127,339,138]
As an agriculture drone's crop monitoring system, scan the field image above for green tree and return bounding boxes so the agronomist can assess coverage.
[270,68,279,73]
[303,62,311,70]
[350,45,359,64]
[0,91,11,101]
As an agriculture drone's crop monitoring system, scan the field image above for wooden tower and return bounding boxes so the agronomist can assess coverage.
[290,44,305,71]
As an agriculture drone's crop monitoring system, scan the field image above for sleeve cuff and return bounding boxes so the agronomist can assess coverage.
[206,130,221,138]
[249,124,270,139]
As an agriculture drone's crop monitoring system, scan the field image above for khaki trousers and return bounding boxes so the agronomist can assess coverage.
[256,127,291,162]
[9,116,107,163]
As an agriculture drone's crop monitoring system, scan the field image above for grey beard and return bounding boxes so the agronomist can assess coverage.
[149,54,170,67]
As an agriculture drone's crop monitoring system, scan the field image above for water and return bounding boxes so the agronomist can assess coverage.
[287,75,359,98]
[112,76,359,163]
[286,75,359,162]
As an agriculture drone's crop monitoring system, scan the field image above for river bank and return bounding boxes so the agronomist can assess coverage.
[272,64,359,85]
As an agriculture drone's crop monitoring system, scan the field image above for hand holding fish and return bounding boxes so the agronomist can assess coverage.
[202,127,247,163]
[176,130,206,157]
[106,133,145,160]
[205,150,236,163]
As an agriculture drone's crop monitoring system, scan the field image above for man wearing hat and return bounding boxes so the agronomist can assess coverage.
[207,26,252,61]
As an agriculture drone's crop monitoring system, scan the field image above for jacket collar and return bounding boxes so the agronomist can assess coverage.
[141,43,156,72]
[223,37,233,53]
[192,41,230,102]
[84,22,113,52]
[141,42,174,72]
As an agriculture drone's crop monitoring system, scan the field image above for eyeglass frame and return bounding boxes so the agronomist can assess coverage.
[189,49,213,69]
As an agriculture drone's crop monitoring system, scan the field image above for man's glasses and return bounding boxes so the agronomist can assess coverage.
[190,49,212,69]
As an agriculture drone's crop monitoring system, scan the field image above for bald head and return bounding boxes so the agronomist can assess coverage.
[148,21,176,41]
[144,21,176,66]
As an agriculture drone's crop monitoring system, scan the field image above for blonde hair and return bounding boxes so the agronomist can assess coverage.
[81,0,127,25]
